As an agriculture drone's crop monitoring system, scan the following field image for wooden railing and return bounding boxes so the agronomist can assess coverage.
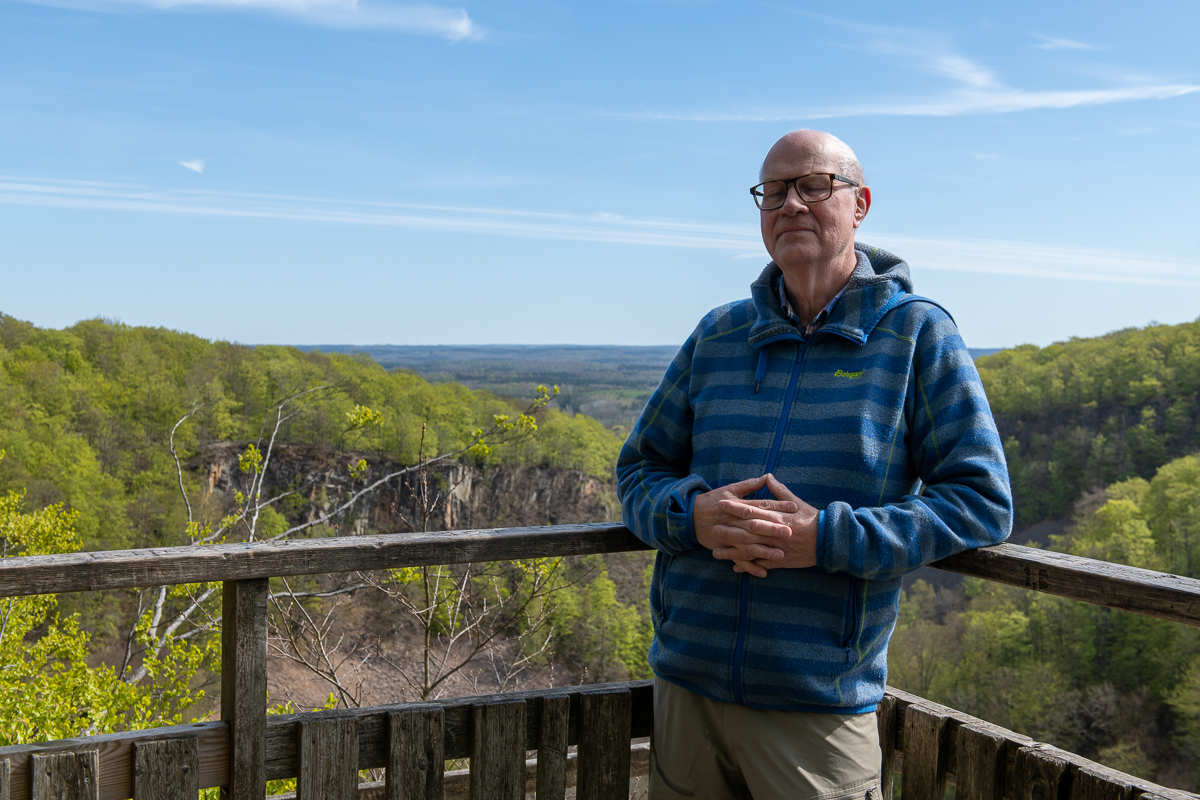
[0,522,1199,799]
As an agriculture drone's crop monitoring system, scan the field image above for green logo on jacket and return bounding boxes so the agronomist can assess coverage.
[834,369,864,379]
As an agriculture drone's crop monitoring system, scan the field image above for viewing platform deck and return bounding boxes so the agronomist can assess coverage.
[0,522,1197,800]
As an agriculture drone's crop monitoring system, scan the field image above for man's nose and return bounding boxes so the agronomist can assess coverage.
[780,184,810,213]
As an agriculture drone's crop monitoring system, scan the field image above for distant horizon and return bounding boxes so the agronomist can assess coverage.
[1,0,1197,351]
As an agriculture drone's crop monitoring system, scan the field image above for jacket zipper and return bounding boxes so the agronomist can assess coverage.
[732,342,806,705]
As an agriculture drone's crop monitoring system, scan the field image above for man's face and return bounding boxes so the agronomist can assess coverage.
[759,136,870,276]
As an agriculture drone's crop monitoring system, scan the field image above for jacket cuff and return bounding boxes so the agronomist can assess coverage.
[666,481,708,551]
[816,508,826,565]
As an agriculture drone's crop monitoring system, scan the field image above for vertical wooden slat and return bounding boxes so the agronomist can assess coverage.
[134,737,200,799]
[222,577,269,800]
[576,688,632,800]
[31,750,99,800]
[900,706,949,800]
[957,725,1006,800]
[536,694,570,800]
[877,695,898,800]
[1014,746,1072,800]
[469,701,526,800]
[0,757,9,800]
[387,707,445,800]
[297,717,360,800]
[1072,767,1135,800]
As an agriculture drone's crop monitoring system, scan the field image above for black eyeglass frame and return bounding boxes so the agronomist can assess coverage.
[749,173,861,210]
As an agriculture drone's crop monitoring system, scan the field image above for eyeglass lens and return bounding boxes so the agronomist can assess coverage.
[755,175,834,209]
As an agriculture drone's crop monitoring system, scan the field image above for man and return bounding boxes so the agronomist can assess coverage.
[616,130,1013,800]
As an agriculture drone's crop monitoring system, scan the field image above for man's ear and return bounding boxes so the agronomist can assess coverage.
[853,186,872,228]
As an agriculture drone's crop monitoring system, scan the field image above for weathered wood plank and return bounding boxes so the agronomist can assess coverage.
[32,750,99,800]
[1014,745,1073,800]
[935,543,1200,628]
[876,695,897,800]
[468,701,526,800]
[900,705,948,800]
[957,724,1006,800]
[1073,766,1136,800]
[222,578,269,800]
[269,742,655,800]
[385,707,444,800]
[535,694,569,800]
[133,737,199,799]
[297,718,359,800]
[0,524,646,596]
[0,758,7,800]
[0,721,226,800]
[575,688,632,800]
[264,682,653,778]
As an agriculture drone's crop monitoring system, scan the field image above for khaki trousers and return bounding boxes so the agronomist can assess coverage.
[650,677,881,800]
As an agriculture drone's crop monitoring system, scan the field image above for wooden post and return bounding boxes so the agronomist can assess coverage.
[298,718,359,800]
[876,695,897,800]
[900,706,949,800]
[221,578,269,800]
[536,694,570,800]
[468,701,526,800]
[1072,766,1135,800]
[0,757,9,800]
[387,707,445,800]
[957,725,1006,800]
[31,750,98,800]
[576,688,632,800]
[1014,746,1072,800]
[133,737,200,799]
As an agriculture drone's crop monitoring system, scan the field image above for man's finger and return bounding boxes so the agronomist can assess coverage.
[713,523,788,545]
[722,517,792,538]
[721,474,770,498]
[739,499,799,513]
[714,544,783,562]
[717,499,785,522]
[764,473,800,501]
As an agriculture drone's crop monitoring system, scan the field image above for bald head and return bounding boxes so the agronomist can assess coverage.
[760,130,865,186]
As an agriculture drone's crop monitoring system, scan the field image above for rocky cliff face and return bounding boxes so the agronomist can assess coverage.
[194,442,617,536]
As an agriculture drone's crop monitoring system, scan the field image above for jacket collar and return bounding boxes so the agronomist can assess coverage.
[747,242,913,349]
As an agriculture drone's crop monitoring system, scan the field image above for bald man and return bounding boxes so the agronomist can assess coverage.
[616,131,1013,800]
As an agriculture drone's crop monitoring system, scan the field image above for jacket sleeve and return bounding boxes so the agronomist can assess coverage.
[615,328,712,555]
[819,307,1014,581]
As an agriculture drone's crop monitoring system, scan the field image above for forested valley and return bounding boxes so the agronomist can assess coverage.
[5,312,1200,789]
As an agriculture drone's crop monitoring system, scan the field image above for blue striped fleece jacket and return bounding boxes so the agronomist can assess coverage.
[616,243,1013,714]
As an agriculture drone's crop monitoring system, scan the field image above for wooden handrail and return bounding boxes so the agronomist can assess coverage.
[2,523,1200,628]
[0,523,646,597]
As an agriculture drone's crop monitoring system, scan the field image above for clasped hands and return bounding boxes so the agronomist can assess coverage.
[692,474,818,578]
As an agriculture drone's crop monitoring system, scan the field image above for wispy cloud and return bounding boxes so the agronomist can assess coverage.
[614,24,1193,121]
[179,159,205,174]
[1033,35,1095,51]
[0,175,1196,287]
[14,0,479,40]
[623,84,1200,121]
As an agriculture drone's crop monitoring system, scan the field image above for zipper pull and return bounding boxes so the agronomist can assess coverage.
[754,349,769,393]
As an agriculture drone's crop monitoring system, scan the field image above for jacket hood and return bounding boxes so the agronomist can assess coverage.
[747,241,913,348]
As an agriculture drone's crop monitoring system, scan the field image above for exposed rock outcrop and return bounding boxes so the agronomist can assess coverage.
[193,442,617,536]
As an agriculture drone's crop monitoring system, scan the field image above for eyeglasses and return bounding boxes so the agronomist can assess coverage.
[750,173,860,210]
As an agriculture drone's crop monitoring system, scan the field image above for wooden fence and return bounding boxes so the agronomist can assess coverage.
[0,522,1199,799]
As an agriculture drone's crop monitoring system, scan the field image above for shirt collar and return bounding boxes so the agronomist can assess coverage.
[778,275,848,337]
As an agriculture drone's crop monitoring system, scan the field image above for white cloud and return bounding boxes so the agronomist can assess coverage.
[0,175,1196,288]
[622,83,1200,121]
[179,159,205,173]
[613,26,1193,121]
[13,0,478,40]
[1033,36,1095,51]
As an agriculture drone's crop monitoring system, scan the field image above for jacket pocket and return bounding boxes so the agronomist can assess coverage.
[841,577,864,655]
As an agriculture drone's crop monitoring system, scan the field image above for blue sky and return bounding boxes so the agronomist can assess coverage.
[1,0,1197,348]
